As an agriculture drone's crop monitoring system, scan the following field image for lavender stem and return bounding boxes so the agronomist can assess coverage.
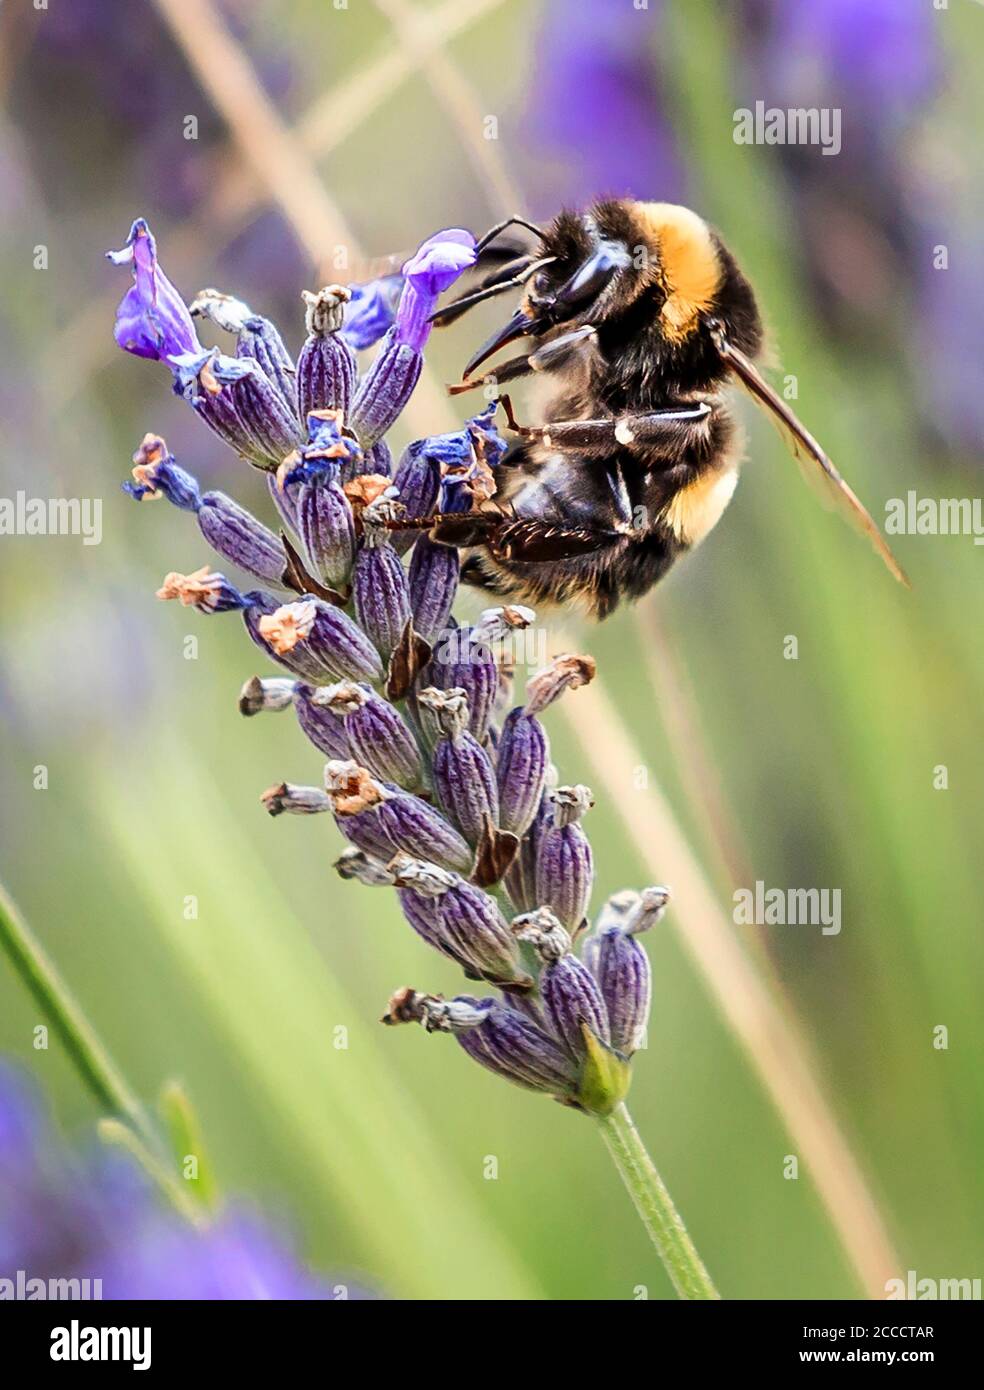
[597,1102,720,1300]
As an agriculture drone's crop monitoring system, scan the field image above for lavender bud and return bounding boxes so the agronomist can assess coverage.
[408,537,459,646]
[126,434,287,585]
[239,317,296,408]
[292,460,356,591]
[297,287,358,419]
[417,687,498,846]
[391,858,531,988]
[293,684,351,759]
[210,353,301,466]
[241,594,332,683]
[324,761,471,873]
[237,675,351,758]
[349,327,422,447]
[190,290,297,408]
[417,627,498,743]
[318,682,421,789]
[353,498,412,663]
[496,708,549,836]
[174,349,301,469]
[333,846,396,886]
[534,785,595,933]
[582,930,650,1059]
[504,793,551,913]
[260,782,331,817]
[514,908,611,1059]
[197,493,288,585]
[155,566,250,615]
[238,675,297,716]
[365,439,393,481]
[381,988,491,1034]
[257,599,383,685]
[525,653,597,716]
[452,996,579,1098]
[582,888,668,1056]
[391,443,441,555]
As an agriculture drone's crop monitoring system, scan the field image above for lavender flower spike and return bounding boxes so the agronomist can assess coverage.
[583,887,669,1057]
[116,216,718,1297]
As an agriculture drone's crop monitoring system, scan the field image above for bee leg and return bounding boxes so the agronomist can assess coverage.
[448,327,597,395]
[501,396,713,457]
[488,517,621,563]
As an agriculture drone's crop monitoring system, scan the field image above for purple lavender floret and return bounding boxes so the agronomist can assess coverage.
[535,785,595,933]
[353,498,413,664]
[106,218,201,367]
[583,888,668,1057]
[341,273,404,351]
[324,762,472,874]
[395,229,478,353]
[418,687,499,847]
[390,860,530,989]
[514,910,611,1060]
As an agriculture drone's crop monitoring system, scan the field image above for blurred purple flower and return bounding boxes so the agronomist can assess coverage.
[740,0,940,127]
[0,1061,369,1300]
[523,0,687,210]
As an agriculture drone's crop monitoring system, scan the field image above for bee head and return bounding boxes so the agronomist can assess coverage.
[461,200,762,379]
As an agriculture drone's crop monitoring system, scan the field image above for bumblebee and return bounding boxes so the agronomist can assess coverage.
[413,199,908,619]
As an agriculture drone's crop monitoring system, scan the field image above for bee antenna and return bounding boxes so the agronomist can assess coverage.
[474,215,545,255]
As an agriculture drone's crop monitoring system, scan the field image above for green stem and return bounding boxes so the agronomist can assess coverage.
[0,878,157,1151]
[598,1102,720,1300]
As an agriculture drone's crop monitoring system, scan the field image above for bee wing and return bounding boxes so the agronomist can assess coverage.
[711,328,910,587]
